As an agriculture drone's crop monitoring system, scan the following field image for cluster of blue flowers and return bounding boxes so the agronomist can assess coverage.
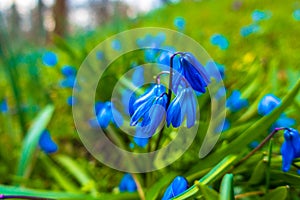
[129,52,210,142]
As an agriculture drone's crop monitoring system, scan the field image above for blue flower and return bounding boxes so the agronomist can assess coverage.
[210,34,229,50]
[206,61,225,82]
[174,17,186,31]
[136,33,166,48]
[251,10,271,22]
[240,24,260,37]
[280,128,300,172]
[162,176,188,200]
[258,94,281,116]
[0,99,8,113]
[61,65,76,77]
[271,114,295,130]
[112,39,122,51]
[59,76,76,88]
[96,51,104,60]
[39,130,58,154]
[89,101,123,129]
[177,53,211,93]
[133,126,150,148]
[215,119,230,133]
[293,9,300,21]
[130,84,168,137]
[167,87,196,128]
[226,90,248,112]
[132,67,144,87]
[119,173,137,192]
[42,51,58,67]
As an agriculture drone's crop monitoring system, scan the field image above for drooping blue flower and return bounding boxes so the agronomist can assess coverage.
[226,90,248,112]
[119,173,137,192]
[111,39,122,51]
[0,99,8,113]
[293,9,300,21]
[39,130,58,154]
[89,101,123,129]
[61,65,76,77]
[240,24,260,37]
[42,51,58,67]
[280,128,300,172]
[167,87,196,128]
[174,17,186,31]
[258,94,281,116]
[162,176,188,200]
[130,84,168,137]
[251,10,271,22]
[177,52,211,93]
[210,34,229,50]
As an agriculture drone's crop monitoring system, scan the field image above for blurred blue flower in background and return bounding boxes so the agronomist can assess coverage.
[162,176,188,200]
[132,67,144,87]
[240,24,260,37]
[226,90,248,112]
[258,94,281,115]
[133,126,150,148]
[42,51,58,67]
[251,9,271,22]
[281,128,300,172]
[271,114,295,130]
[167,87,196,128]
[215,118,230,133]
[119,173,137,192]
[174,16,186,31]
[210,34,229,50]
[249,140,260,149]
[39,130,58,154]
[0,99,8,113]
[89,101,123,129]
[136,32,166,48]
[206,61,225,82]
[293,9,300,21]
[60,65,77,88]
[111,39,122,51]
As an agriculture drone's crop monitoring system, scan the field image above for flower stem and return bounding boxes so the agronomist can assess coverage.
[0,194,53,199]
[167,52,183,108]
[235,127,286,167]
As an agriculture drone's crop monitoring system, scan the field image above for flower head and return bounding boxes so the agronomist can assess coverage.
[178,52,211,93]
[226,90,248,112]
[281,128,300,172]
[162,176,188,200]
[167,87,196,128]
[39,130,58,154]
[119,173,137,193]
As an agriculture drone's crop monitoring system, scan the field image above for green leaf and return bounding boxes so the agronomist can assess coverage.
[197,182,219,200]
[220,174,234,200]
[270,170,300,188]
[145,172,177,200]
[54,155,97,195]
[173,155,237,200]
[249,160,266,185]
[0,185,94,199]
[262,186,288,200]
[17,105,55,177]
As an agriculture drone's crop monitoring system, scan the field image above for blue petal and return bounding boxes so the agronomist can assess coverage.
[119,174,137,192]
[162,176,188,199]
[61,65,76,77]
[280,141,295,172]
[42,51,58,67]
[258,94,281,116]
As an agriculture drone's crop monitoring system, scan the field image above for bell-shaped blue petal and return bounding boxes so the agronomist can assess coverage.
[180,53,210,93]
[258,94,281,116]
[162,176,188,200]
[39,130,58,154]
[119,173,137,193]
